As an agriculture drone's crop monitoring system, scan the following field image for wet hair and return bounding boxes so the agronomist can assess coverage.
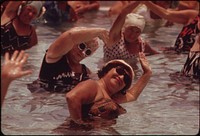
[97,60,134,95]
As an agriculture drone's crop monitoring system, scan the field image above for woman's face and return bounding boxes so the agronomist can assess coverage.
[68,43,93,63]
[104,66,131,94]
[19,5,38,24]
[123,26,141,42]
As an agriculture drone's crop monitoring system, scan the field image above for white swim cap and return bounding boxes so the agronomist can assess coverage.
[27,1,43,17]
[123,13,145,32]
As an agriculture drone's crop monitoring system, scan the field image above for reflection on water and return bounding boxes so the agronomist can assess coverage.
[1,2,199,135]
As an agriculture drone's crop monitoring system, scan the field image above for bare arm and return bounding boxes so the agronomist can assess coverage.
[144,42,160,55]
[107,1,140,47]
[142,1,198,25]
[66,80,98,124]
[46,27,108,60]
[87,1,100,11]
[178,1,199,10]
[113,52,152,104]
[1,1,26,24]
[73,1,100,15]
[1,51,32,106]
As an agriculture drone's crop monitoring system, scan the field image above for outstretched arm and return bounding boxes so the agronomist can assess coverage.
[46,27,108,60]
[178,1,199,10]
[113,52,152,104]
[141,1,198,25]
[107,1,140,47]
[85,1,100,11]
[1,50,32,106]
[1,1,26,24]
[144,42,160,55]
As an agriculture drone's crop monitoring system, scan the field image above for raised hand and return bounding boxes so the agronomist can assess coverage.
[2,50,32,81]
[138,52,152,74]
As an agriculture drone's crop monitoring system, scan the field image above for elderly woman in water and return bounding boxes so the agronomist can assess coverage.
[1,1,44,55]
[104,1,159,70]
[66,52,152,125]
[28,27,109,93]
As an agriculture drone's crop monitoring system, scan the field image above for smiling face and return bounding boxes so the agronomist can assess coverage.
[103,67,127,93]
[68,44,87,63]
[123,26,141,42]
[68,40,98,63]
[98,60,134,95]
[19,5,38,24]
[99,63,133,95]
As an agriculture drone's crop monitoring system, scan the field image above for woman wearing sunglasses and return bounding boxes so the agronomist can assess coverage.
[66,52,152,125]
[27,27,108,93]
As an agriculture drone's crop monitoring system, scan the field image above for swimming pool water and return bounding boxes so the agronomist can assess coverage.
[1,1,199,135]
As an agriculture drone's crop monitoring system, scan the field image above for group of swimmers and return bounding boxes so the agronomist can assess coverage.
[1,1,199,126]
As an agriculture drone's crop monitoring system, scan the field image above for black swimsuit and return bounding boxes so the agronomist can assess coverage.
[1,18,32,55]
[28,53,89,93]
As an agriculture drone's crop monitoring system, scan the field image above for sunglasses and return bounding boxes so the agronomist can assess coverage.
[115,66,131,86]
[78,43,92,57]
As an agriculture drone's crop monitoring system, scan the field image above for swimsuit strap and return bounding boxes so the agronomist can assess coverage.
[2,16,33,37]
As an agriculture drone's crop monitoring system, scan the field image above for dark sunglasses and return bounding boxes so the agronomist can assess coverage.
[78,43,92,57]
[115,66,131,86]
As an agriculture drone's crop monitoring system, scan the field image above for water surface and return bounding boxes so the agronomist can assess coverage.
[1,1,199,135]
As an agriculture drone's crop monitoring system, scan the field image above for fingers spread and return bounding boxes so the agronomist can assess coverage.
[11,50,19,61]
[16,50,25,62]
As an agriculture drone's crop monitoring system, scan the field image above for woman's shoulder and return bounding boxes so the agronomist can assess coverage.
[78,79,98,88]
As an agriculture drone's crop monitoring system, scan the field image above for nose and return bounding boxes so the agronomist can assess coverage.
[119,75,125,84]
[78,50,85,58]
[29,11,36,19]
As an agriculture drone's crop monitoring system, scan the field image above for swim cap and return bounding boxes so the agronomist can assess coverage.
[123,13,145,32]
[26,1,43,17]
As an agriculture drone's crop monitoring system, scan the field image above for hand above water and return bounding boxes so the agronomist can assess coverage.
[138,52,152,74]
[2,50,32,82]
[1,50,32,105]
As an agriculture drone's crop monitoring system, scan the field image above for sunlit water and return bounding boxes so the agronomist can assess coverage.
[1,2,199,135]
